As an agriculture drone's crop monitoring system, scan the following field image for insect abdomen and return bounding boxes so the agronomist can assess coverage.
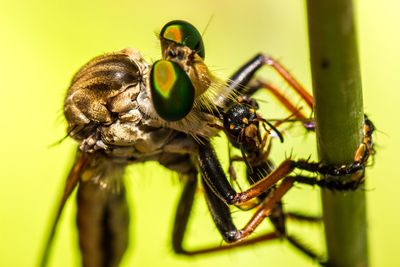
[64,49,144,140]
[70,53,140,91]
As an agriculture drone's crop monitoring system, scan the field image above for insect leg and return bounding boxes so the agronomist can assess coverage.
[198,138,373,202]
[171,170,198,254]
[176,178,294,255]
[173,161,324,260]
[211,176,295,242]
[197,141,296,205]
[269,202,324,262]
[289,115,375,190]
[285,212,322,223]
[286,235,325,263]
[201,175,239,242]
[246,79,311,121]
[222,54,312,109]
[261,54,313,108]
[170,163,279,256]
[291,174,365,191]
[173,168,273,255]
[246,162,324,261]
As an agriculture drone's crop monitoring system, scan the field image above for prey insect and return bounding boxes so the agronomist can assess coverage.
[40,20,374,267]
[205,94,322,260]
[207,90,374,262]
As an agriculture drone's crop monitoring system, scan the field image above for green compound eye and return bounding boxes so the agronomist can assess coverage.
[150,60,195,121]
[160,20,205,59]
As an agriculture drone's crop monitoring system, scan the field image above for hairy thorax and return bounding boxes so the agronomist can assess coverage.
[64,48,218,167]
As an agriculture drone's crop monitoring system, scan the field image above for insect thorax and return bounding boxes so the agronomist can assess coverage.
[63,48,219,164]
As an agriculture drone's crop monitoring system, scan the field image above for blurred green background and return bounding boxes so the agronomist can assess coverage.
[0,0,398,266]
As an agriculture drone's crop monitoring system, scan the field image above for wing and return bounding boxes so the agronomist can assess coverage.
[39,151,92,267]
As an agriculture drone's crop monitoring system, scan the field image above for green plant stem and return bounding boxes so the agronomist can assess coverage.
[306,1,368,266]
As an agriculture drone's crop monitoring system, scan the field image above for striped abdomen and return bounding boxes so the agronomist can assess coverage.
[64,48,146,139]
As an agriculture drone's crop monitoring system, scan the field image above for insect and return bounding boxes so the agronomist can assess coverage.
[40,20,374,266]
[208,93,374,262]
[206,94,322,260]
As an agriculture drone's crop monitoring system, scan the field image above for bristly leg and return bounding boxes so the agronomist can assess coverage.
[293,114,375,190]
[214,53,313,116]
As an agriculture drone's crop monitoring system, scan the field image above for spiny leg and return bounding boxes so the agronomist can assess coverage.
[197,141,307,239]
[245,163,322,224]
[208,176,295,243]
[248,79,310,120]
[198,140,372,207]
[224,54,375,182]
[175,177,295,255]
[246,161,323,261]
[182,142,327,260]
[290,174,364,191]
[188,140,371,257]
[262,54,313,108]
[236,79,316,135]
[171,166,280,255]
[237,143,324,262]
[223,54,313,111]
[197,141,296,206]
[287,116,374,191]
[213,54,315,140]
[171,141,299,255]
[287,115,375,190]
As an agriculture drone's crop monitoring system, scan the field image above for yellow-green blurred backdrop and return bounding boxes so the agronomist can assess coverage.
[0,0,398,266]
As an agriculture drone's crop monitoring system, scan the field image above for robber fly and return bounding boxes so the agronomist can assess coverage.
[40,20,374,267]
